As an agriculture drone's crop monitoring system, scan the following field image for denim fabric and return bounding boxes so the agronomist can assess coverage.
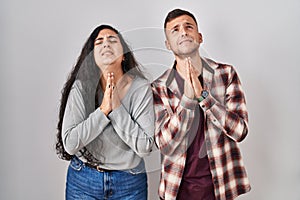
[66,157,147,200]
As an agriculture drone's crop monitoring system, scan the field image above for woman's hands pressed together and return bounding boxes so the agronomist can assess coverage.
[100,72,114,116]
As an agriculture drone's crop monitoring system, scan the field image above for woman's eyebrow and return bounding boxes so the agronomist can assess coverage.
[95,35,118,42]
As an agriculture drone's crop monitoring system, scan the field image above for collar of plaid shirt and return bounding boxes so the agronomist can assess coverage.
[165,58,214,88]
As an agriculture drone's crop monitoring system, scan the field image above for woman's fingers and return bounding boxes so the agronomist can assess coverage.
[100,72,115,116]
[106,73,112,89]
[105,72,115,97]
[110,73,115,90]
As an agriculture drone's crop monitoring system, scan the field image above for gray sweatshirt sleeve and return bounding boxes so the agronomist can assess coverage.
[108,80,155,158]
[62,81,110,155]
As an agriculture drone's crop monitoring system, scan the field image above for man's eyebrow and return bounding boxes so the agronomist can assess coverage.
[170,24,179,30]
[185,22,194,26]
[169,22,195,30]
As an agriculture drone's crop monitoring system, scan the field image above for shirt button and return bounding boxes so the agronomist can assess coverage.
[213,178,218,185]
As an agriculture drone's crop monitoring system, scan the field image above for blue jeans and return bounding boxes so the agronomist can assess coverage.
[66,157,147,200]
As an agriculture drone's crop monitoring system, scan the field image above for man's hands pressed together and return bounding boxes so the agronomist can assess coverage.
[183,57,203,99]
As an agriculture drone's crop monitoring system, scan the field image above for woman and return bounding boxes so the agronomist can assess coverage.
[56,24,154,200]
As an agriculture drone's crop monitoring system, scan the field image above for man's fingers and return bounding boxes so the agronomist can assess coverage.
[190,65,203,98]
[189,65,196,91]
[188,58,196,75]
[186,58,192,83]
[190,66,197,82]
[188,58,201,76]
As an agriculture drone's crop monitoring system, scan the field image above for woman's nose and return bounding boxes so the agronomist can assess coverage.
[103,41,110,48]
[102,37,111,48]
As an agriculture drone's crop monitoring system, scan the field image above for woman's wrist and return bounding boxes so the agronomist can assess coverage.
[100,107,110,116]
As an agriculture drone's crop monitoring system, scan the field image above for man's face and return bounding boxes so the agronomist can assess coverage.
[165,15,202,57]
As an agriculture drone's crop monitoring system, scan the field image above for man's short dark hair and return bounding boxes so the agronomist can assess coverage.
[164,9,198,29]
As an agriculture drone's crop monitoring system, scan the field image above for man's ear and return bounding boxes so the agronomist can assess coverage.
[198,32,203,44]
[165,40,171,50]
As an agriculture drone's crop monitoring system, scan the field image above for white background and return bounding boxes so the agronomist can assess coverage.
[1,0,299,199]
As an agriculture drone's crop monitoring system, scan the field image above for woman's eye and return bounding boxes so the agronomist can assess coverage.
[95,41,103,45]
[109,39,118,43]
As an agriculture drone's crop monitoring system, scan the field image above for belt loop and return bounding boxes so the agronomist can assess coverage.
[96,166,105,172]
[84,162,111,172]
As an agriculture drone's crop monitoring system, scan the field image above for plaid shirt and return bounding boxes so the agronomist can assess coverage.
[152,57,251,200]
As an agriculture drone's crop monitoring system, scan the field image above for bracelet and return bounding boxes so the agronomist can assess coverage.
[197,90,209,102]
[197,96,205,102]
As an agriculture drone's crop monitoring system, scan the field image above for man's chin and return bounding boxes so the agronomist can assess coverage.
[178,46,199,56]
[178,50,196,57]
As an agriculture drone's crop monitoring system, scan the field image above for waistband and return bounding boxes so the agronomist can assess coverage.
[84,162,114,172]
[71,156,146,174]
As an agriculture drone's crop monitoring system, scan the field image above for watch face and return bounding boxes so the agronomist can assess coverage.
[202,90,209,98]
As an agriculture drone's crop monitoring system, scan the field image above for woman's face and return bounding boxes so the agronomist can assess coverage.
[93,29,124,69]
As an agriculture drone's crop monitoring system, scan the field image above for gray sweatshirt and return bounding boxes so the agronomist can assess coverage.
[62,76,154,170]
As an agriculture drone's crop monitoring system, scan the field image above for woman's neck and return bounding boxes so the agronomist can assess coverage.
[100,64,124,90]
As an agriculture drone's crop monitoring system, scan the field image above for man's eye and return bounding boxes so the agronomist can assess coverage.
[171,28,178,33]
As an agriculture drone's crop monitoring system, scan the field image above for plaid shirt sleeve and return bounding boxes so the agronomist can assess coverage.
[200,61,250,200]
[200,64,248,143]
[151,82,198,156]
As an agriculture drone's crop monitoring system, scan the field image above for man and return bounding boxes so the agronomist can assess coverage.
[152,9,251,200]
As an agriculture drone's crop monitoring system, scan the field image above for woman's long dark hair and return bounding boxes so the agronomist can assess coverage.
[56,24,142,161]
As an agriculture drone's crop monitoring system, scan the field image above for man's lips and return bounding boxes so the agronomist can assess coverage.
[178,39,193,45]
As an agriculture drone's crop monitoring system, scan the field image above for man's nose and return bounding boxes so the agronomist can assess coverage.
[180,26,187,37]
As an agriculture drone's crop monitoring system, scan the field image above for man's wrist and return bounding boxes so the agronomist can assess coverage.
[197,96,205,102]
[197,90,209,102]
